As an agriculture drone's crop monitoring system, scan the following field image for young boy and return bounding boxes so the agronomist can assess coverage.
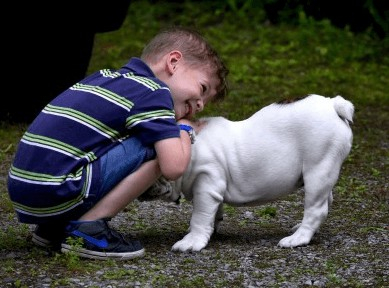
[7,27,228,260]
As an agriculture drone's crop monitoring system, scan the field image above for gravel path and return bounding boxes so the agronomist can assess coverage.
[1,190,388,287]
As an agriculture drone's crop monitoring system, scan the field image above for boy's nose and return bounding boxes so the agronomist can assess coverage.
[196,100,204,112]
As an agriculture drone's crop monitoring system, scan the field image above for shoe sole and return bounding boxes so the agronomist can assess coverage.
[61,244,145,260]
[32,233,51,248]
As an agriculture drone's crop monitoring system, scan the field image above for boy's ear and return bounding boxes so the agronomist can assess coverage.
[166,51,183,74]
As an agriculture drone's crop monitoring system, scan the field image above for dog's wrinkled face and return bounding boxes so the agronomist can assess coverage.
[138,177,181,203]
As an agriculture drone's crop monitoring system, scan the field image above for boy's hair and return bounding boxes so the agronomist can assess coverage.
[141,26,229,102]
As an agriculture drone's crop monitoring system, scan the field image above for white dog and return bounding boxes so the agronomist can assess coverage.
[142,94,354,252]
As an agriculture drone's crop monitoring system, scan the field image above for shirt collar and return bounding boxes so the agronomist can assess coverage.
[119,57,155,77]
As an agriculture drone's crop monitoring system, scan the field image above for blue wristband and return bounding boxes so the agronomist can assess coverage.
[179,124,193,132]
[179,124,196,144]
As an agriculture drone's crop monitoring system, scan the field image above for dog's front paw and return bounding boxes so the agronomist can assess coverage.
[278,227,314,247]
[171,232,209,252]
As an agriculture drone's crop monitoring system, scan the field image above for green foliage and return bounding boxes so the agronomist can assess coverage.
[60,237,84,269]
[325,260,343,285]
[256,206,277,218]
[103,268,137,279]
[91,0,388,114]
[0,224,30,250]
[223,204,238,216]
[366,0,389,36]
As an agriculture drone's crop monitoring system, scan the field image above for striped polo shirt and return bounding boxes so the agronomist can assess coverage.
[7,57,180,223]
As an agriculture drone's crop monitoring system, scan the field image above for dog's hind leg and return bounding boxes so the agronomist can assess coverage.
[289,189,334,234]
[278,160,341,248]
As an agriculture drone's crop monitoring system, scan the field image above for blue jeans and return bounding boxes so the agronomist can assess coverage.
[98,137,156,198]
[75,137,156,218]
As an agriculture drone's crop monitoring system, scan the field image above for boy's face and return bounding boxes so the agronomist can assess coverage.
[166,64,219,120]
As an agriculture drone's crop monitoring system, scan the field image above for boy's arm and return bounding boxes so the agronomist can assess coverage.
[154,119,208,181]
[154,130,192,181]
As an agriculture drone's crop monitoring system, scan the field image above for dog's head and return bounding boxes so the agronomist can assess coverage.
[138,176,181,204]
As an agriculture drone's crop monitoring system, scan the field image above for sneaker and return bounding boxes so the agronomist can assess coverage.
[32,223,66,250]
[61,219,145,260]
[138,176,180,203]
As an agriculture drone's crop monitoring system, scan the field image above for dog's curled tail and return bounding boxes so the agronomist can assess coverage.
[332,95,354,125]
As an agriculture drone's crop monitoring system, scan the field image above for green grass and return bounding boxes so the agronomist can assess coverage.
[1,1,388,287]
